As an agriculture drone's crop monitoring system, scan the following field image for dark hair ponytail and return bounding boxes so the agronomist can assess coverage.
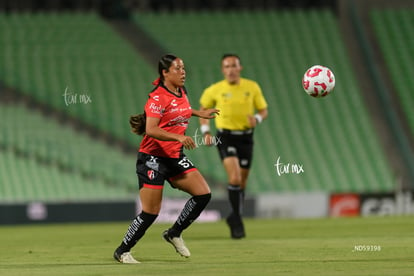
[129,113,146,136]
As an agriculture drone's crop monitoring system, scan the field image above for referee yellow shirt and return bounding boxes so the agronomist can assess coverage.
[200,78,268,130]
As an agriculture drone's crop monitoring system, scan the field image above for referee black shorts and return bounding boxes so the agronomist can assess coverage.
[136,152,197,190]
[216,129,254,169]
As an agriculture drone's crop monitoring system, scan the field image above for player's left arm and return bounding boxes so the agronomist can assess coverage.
[192,108,220,119]
[248,108,268,128]
[248,82,268,127]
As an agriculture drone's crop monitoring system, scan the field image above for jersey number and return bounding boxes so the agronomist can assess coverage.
[178,157,194,168]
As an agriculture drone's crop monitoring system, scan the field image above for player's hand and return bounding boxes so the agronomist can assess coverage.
[203,133,214,147]
[197,108,220,119]
[248,115,257,128]
[178,135,196,150]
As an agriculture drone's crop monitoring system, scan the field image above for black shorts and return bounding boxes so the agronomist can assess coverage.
[136,152,197,190]
[216,129,254,169]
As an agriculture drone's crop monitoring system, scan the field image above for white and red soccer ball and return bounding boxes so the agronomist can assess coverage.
[302,65,335,98]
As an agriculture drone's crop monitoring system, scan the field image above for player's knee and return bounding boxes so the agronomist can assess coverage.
[141,202,162,215]
[227,169,242,185]
[228,175,242,185]
[142,207,161,215]
[193,193,211,207]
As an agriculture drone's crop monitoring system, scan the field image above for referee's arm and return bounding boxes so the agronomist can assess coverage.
[199,106,212,133]
[199,106,214,146]
[248,108,268,128]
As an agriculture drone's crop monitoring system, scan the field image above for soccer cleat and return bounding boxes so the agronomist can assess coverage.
[162,230,191,258]
[226,214,246,239]
[113,250,140,264]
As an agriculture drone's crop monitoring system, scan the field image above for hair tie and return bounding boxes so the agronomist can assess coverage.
[152,77,161,85]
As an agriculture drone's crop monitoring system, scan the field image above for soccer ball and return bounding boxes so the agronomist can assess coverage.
[302,65,335,97]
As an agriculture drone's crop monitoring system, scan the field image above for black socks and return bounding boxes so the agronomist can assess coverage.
[228,185,243,217]
[168,193,212,237]
[117,193,212,253]
[117,211,158,253]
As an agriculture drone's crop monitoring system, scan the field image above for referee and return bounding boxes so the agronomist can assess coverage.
[199,54,268,239]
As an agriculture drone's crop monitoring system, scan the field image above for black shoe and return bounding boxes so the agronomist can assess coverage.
[226,214,245,239]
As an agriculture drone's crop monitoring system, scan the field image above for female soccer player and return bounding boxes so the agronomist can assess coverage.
[199,54,268,239]
[114,54,219,264]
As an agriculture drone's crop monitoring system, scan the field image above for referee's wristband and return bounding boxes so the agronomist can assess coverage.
[254,113,263,124]
[200,124,210,135]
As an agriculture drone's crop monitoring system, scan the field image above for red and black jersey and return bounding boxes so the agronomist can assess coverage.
[139,83,192,158]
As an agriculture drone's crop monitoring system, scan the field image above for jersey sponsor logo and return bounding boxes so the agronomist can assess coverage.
[149,102,163,114]
[170,99,178,107]
[169,107,190,114]
[153,95,160,101]
[168,115,189,127]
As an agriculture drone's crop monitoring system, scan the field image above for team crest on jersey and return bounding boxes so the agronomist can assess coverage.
[147,169,156,180]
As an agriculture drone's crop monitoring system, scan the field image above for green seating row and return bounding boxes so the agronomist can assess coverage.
[0,101,135,202]
[370,9,414,136]
[0,12,154,144]
[0,146,133,202]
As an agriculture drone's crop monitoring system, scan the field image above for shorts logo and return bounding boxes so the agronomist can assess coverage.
[147,170,155,180]
[146,156,159,170]
[227,146,237,154]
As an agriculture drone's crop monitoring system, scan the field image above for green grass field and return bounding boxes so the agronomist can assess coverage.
[0,216,413,276]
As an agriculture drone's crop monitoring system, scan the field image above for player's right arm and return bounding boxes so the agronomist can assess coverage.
[145,116,196,150]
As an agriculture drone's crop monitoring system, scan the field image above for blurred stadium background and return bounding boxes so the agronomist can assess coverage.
[0,0,413,224]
